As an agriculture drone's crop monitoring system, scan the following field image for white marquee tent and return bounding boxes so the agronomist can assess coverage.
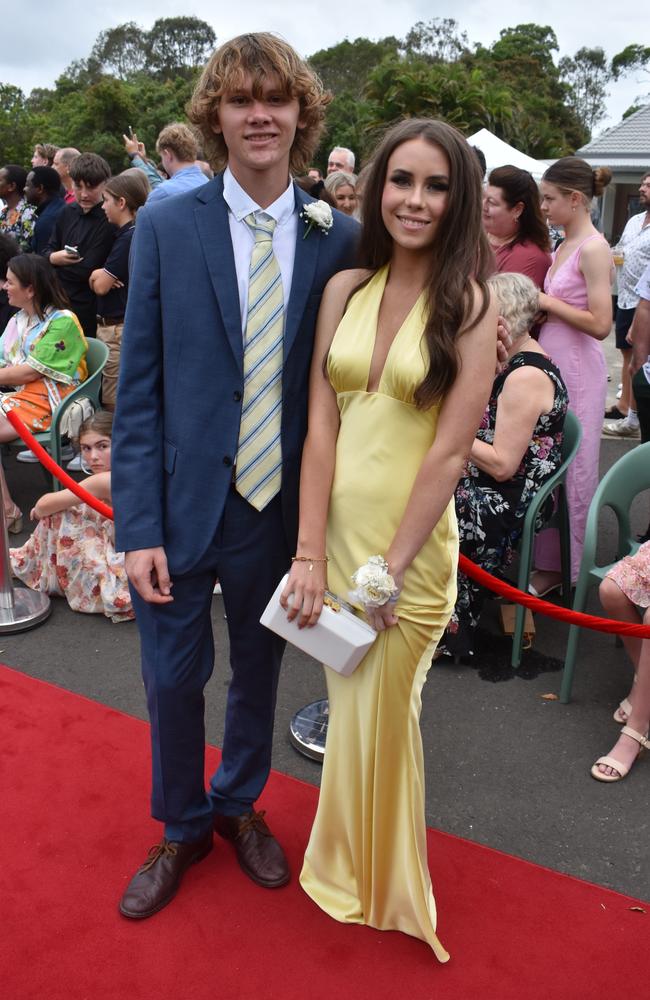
[466,128,551,181]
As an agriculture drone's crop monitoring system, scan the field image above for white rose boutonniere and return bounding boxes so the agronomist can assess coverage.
[349,555,400,608]
[301,200,334,240]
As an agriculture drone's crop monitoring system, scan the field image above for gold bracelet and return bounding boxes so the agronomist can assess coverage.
[292,555,329,572]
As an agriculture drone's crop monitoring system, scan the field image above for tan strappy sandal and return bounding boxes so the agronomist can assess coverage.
[591,726,650,782]
[613,697,633,724]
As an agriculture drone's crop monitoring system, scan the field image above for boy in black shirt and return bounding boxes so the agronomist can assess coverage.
[90,170,149,408]
[44,153,115,337]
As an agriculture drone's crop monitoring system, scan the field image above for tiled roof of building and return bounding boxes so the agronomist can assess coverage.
[578,104,650,156]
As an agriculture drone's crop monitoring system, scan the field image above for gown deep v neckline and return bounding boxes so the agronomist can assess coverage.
[364,267,426,394]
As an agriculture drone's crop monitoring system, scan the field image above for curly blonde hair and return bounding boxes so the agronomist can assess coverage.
[187,33,330,175]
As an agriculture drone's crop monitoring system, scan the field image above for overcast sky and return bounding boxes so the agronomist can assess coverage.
[2,0,646,136]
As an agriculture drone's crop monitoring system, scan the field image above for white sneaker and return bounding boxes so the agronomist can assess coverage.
[66,453,83,470]
[616,383,623,400]
[603,415,640,438]
[16,445,73,463]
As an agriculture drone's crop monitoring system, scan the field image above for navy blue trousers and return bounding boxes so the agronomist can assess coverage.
[131,488,290,842]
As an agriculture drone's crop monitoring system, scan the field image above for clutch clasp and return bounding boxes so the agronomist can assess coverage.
[323,594,341,613]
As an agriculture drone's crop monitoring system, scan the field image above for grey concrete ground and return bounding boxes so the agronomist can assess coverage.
[2,337,648,903]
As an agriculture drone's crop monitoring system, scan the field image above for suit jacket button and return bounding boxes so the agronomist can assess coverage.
[233,390,242,402]
[223,456,232,467]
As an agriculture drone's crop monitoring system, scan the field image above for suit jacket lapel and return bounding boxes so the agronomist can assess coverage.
[284,184,321,361]
[193,175,243,373]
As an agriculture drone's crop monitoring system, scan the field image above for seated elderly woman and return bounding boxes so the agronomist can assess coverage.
[440,272,568,660]
[323,169,357,216]
[0,254,87,532]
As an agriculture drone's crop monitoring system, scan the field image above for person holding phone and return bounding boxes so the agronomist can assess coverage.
[44,153,115,338]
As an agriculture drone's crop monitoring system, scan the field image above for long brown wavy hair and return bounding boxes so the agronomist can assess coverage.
[356,118,493,409]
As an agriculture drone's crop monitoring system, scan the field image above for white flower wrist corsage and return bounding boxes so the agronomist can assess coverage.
[349,556,400,608]
[301,200,334,239]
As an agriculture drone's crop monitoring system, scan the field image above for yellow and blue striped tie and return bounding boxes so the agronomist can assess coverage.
[235,212,283,511]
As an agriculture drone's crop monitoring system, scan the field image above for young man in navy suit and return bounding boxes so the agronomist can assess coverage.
[112,33,358,919]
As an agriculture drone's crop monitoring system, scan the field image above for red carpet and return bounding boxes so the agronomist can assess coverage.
[1,664,647,1000]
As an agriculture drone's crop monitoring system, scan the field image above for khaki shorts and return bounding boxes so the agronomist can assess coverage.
[96,322,123,411]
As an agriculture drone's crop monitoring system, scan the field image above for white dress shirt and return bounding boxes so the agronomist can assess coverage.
[636,260,650,303]
[614,211,650,309]
[222,167,297,335]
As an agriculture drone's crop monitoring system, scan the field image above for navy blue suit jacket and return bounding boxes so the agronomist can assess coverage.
[112,174,359,574]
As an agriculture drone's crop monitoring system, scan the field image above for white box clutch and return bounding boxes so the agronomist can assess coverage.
[260,574,377,676]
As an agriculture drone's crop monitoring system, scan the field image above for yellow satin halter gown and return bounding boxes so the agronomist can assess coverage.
[299,266,456,962]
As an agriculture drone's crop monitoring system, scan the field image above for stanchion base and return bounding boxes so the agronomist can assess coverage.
[0,588,51,632]
[289,698,329,762]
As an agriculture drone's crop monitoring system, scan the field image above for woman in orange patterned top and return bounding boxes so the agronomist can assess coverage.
[0,254,87,531]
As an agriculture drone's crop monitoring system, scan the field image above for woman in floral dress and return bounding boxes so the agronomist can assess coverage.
[442,272,568,659]
[10,411,133,622]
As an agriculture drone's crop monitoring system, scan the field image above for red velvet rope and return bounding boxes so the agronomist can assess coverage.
[6,410,114,521]
[7,409,650,638]
[458,555,650,638]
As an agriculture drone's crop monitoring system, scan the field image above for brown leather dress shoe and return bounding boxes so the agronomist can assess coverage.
[213,810,289,888]
[119,831,213,919]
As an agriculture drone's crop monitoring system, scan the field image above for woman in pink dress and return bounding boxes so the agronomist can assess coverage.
[531,157,613,596]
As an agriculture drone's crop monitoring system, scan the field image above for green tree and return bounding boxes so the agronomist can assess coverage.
[402,18,470,62]
[308,37,399,100]
[91,22,149,79]
[146,17,216,79]
[611,44,650,80]
[312,91,376,170]
[364,58,514,136]
[0,84,35,164]
[559,47,610,136]
[123,74,198,154]
[472,24,587,156]
[611,44,650,115]
[53,57,104,95]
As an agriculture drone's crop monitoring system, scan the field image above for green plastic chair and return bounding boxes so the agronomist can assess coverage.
[11,338,109,491]
[510,409,582,667]
[560,441,650,703]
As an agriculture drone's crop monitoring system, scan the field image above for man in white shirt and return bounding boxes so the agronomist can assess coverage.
[628,261,650,443]
[604,170,650,436]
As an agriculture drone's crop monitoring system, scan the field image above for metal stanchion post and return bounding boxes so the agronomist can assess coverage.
[289,698,329,762]
[0,506,50,632]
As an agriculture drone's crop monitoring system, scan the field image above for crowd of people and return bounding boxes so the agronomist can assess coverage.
[1,29,649,959]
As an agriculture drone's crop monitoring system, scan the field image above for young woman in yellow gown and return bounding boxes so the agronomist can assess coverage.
[282,119,498,960]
